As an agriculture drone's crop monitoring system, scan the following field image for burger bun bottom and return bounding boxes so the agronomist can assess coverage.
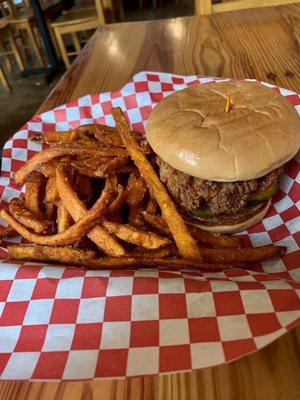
[184,199,271,234]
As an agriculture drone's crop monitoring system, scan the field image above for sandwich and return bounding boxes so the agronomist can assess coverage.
[146,81,300,233]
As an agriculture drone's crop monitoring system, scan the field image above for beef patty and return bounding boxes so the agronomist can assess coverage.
[157,157,283,216]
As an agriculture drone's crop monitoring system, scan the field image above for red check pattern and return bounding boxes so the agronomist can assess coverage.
[0,73,299,380]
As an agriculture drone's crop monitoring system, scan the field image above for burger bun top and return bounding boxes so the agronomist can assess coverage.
[146,81,300,182]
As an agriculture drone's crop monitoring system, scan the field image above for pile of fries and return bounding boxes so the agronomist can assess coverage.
[0,108,285,271]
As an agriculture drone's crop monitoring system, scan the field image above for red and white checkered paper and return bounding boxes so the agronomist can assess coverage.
[0,72,299,381]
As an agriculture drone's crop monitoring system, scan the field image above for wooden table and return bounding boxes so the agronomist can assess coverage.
[1,4,300,399]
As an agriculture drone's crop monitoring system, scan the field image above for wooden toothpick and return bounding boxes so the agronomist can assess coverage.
[225,92,232,112]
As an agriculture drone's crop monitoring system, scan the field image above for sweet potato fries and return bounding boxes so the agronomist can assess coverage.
[0,110,285,271]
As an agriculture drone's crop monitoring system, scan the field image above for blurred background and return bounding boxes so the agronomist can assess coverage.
[0,0,194,145]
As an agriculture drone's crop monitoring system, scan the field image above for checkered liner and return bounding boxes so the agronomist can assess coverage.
[0,72,299,381]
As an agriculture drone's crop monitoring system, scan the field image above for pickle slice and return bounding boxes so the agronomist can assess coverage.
[249,183,277,202]
[189,182,277,218]
[189,207,212,218]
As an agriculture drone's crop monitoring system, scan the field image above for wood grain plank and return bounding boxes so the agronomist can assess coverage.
[40,4,300,113]
[196,0,300,15]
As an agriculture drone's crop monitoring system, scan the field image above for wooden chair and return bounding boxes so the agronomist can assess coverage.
[0,63,11,91]
[1,0,63,67]
[50,0,106,68]
[0,0,45,66]
[0,0,18,16]
[102,0,124,21]
[65,0,124,23]
[139,0,180,11]
[56,0,123,54]
[0,21,25,91]
[195,0,300,15]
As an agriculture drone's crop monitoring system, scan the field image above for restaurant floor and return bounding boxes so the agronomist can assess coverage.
[0,0,194,148]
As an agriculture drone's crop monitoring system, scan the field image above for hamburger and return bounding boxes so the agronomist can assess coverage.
[146,81,300,233]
